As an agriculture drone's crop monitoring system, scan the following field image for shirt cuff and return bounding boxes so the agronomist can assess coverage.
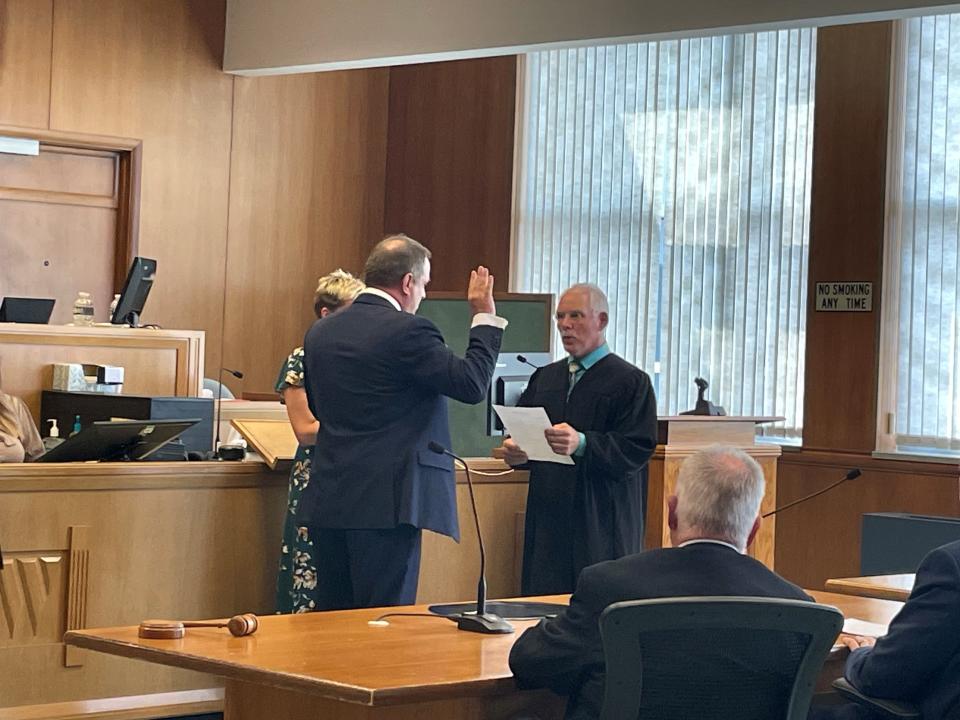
[573,432,587,457]
[471,313,509,330]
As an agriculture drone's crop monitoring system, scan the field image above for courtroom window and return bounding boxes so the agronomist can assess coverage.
[513,29,817,441]
[878,13,960,456]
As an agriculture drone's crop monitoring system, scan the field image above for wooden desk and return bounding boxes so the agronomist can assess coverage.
[65,590,903,720]
[825,574,915,602]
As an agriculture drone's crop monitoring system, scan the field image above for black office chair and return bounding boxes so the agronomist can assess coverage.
[598,597,844,720]
[832,678,921,719]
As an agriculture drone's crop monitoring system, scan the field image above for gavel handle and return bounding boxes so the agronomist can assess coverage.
[181,621,228,629]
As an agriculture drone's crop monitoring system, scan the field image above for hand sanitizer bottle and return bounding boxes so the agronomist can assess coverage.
[43,419,64,452]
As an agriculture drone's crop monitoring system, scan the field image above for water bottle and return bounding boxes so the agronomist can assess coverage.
[73,293,95,325]
[72,292,95,326]
[109,293,120,322]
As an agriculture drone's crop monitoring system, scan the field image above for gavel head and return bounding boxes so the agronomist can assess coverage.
[226,613,258,637]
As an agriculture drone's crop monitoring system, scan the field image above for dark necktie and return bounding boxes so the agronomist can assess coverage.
[568,360,583,398]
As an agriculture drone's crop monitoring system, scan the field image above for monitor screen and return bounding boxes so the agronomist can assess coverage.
[487,352,552,435]
[0,297,55,324]
[112,256,157,326]
[35,418,196,463]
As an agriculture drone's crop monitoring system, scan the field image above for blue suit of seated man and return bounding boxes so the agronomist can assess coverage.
[833,539,960,720]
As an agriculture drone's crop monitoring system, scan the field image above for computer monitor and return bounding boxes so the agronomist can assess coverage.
[111,256,157,327]
[0,297,55,324]
[36,418,197,462]
[487,352,552,435]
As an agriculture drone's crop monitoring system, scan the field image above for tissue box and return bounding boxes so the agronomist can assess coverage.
[51,363,124,394]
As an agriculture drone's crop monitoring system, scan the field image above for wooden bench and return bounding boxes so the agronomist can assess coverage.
[0,689,223,720]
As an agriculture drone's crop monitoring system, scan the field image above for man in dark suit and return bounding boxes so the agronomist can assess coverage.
[509,445,812,720]
[835,539,960,719]
[301,234,506,610]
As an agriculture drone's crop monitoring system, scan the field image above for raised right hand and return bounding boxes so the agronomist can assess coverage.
[501,438,528,466]
[467,266,496,316]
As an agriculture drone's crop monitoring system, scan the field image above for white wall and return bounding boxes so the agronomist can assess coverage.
[224,0,960,75]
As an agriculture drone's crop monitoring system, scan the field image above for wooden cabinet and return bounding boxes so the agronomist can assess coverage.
[0,323,204,423]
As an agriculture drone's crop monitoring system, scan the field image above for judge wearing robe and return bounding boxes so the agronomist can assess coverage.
[502,284,657,595]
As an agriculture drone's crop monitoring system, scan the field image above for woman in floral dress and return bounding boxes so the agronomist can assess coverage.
[275,269,365,613]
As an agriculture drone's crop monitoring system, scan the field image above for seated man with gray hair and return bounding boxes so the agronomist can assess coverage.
[509,445,812,720]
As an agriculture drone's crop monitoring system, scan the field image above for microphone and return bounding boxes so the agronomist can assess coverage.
[428,441,513,634]
[516,355,541,370]
[211,367,244,460]
[762,468,862,519]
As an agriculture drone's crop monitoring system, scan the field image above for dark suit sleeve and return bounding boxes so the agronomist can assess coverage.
[509,564,605,693]
[844,545,960,698]
[581,370,658,478]
[400,316,503,405]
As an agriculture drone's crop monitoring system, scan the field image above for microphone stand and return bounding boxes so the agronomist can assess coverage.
[211,367,244,460]
[762,468,862,518]
[429,442,513,634]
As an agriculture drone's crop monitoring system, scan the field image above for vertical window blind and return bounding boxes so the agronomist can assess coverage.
[514,29,816,439]
[889,15,960,451]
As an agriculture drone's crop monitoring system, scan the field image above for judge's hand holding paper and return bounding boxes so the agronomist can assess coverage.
[495,405,575,465]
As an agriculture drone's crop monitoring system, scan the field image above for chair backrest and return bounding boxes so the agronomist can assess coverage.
[202,378,235,400]
[598,596,843,720]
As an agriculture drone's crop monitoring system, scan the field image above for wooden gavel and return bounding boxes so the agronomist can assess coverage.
[138,613,259,639]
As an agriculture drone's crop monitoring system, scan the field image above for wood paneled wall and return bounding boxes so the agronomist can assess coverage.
[776,452,960,589]
[0,0,52,129]
[802,22,891,454]
[46,0,235,376]
[222,71,389,391]
[383,57,517,292]
[0,1,516,393]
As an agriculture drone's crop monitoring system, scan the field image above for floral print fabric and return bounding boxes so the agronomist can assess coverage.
[274,347,319,613]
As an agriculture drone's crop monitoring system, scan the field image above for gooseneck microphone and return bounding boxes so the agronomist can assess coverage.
[762,468,862,519]
[211,367,244,460]
[516,355,541,370]
[428,441,513,634]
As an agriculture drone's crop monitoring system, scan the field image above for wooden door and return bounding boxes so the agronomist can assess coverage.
[0,144,120,324]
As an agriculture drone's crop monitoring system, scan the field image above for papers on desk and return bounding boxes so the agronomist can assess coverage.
[493,405,574,465]
[842,618,888,638]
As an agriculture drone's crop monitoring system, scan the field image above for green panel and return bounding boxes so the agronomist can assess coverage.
[417,299,552,354]
[417,296,553,457]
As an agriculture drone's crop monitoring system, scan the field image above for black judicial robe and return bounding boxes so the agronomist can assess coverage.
[517,354,658,595]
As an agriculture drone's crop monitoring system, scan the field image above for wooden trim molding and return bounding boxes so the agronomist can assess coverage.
[63,526,90,668]
[779,448,959,477]
[0,123,142,295]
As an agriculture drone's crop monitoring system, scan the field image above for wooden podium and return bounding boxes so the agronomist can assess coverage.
[644,416,783,569]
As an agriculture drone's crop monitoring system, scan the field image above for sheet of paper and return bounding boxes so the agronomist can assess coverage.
[842,618,889,638]
[493,405,575,465]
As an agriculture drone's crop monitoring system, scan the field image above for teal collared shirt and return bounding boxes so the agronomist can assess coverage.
[569,343,610,457]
